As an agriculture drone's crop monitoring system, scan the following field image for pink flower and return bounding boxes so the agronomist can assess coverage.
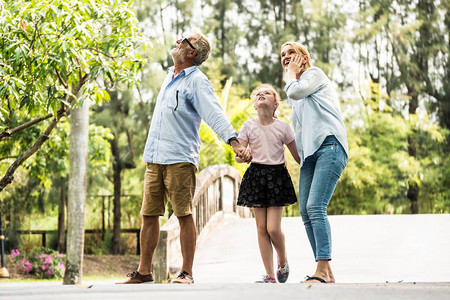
[58,262,65,271]
[39,254,47,258]
[44,257,52,264]
[21,259,31,271]
[10,249,20,260]
[56,253,63,258]
[42,265,48,270]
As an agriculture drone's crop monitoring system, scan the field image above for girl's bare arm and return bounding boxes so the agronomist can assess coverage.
[286,140,301,164]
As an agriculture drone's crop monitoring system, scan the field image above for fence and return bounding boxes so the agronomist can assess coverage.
[15,228,140,254]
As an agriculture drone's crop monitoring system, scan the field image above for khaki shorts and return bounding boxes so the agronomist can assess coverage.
[141,162,196,217]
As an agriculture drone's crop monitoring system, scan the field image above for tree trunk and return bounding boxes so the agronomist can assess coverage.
[57,177,67,253]
[407,90,419,214]
[110,135,122,254]
[219,0,226,59]
[63,99,90,284]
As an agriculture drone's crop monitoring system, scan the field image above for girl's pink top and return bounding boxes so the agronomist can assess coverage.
[238,118,295,165]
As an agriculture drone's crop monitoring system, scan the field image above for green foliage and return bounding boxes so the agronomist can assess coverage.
[1,120,112,231]
[332,108,411,214]
[0,0,146,118]
[332,88,450,214]
[0,0,149,207]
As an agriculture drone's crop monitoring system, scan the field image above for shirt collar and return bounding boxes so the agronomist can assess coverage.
[167,65,198,76]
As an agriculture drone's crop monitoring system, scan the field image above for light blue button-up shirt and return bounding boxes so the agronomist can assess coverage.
[142,65,237,170]
[284,66,349,166]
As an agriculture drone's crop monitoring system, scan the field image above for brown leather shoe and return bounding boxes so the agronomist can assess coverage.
[171,271,194,284]
[116,270,154,284]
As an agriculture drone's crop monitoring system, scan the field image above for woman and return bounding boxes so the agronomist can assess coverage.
[280,41,349,283]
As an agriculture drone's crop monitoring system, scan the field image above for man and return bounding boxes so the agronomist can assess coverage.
[118,33,248,284]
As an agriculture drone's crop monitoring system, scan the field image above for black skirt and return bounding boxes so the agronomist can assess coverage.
[237,163,298,208]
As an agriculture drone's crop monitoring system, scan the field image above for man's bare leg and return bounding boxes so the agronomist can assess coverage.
[137,215,160,274]
[177,214,196,276]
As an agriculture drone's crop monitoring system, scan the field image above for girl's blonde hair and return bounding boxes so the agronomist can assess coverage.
[281,41,312,70]
[251,84,280,117]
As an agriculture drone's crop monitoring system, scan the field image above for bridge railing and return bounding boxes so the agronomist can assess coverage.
[153,164,252,282]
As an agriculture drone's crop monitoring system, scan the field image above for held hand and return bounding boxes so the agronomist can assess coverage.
[233,144,247,161]
[231,141,245,158]
[241,147,252,163]
[231,141,252,163]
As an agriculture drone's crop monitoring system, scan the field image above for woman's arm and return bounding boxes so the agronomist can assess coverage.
[285,55,322,100]
[286,140,301,165]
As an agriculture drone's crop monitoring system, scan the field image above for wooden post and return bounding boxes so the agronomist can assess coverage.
[107,196,111,230]
[219,176,223,211]
[101,196,105,241]
[153,230,168,283]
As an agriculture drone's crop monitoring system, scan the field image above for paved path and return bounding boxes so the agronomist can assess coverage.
[193,214,450,283]
[1,214,450,299]
[1,281,449,300]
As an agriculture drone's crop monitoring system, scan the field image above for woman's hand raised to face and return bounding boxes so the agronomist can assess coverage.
[286,54,307,80]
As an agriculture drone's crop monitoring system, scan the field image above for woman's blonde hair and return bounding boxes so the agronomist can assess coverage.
[281,41,312,70]
[251,83,281,117]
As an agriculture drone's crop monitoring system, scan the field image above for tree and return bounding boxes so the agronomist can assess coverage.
[352,0,448,213]
[387,0,448,213]
[0,0,146,193]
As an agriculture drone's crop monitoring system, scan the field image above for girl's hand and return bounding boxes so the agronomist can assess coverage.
[242,148,252,163]
[234,139,252,163]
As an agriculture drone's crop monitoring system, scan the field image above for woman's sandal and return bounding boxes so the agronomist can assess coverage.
[304,275,327,283]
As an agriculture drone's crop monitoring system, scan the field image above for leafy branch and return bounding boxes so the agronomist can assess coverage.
[0,112,53,142]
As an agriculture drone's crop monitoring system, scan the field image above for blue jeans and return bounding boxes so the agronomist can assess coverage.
[299,135,348,261]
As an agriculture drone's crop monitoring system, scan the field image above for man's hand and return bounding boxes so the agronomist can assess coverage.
[230,140,252,163]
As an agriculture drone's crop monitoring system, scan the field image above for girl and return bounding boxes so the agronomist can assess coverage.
[280,41,349,283]
[236,84,300,283]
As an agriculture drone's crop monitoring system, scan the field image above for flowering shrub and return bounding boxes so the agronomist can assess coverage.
[10,249,21,260]
[10,248,65,279]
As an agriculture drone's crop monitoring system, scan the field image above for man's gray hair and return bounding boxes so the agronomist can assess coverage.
[192,33,211,66]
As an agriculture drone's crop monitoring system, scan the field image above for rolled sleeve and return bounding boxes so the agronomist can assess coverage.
[284,67,323,100]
